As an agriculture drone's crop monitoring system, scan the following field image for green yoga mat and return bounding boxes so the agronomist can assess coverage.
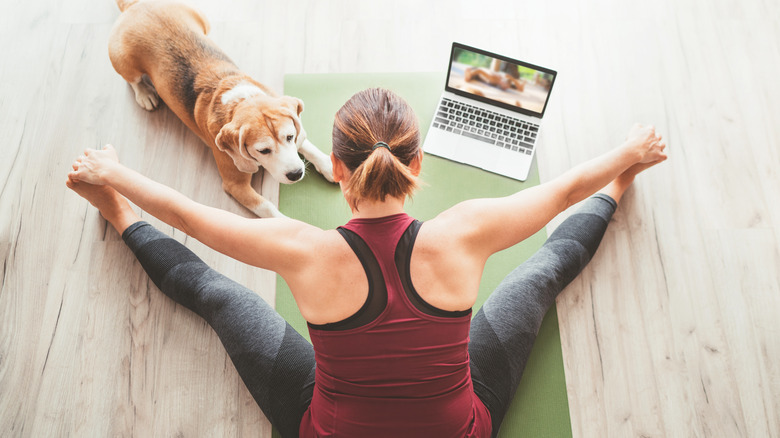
[276,73,572,437]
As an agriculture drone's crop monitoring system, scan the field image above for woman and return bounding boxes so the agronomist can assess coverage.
[67,88,666,437]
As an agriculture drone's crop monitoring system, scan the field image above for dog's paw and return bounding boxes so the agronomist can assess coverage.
[253,201,287,219]
[315,159,335,183]
[307,153,334,183]
[135,88,160,111]
[131,80,160,111]
[299,139,335,183]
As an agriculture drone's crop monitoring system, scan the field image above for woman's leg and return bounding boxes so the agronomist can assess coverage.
[67,180,314,438]
[469,193,617,437]
[122,222,315,437]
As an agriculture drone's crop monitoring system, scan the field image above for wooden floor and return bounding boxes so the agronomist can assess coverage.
[1,0,778,436]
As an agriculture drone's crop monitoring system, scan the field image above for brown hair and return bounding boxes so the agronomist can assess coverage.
[332,88,421,205]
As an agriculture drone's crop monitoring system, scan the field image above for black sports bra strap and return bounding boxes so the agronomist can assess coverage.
[307,227,387,331]
[395,220,472,318]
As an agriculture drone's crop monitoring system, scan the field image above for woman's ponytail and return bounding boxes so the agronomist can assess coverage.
[332,88,422,207]
[344,145,418,203]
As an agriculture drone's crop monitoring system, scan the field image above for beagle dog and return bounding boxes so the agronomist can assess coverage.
[108,0,334,218]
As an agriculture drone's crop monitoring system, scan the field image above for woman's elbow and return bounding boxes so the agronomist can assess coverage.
[542,179,577,212]
[168,204,199,237]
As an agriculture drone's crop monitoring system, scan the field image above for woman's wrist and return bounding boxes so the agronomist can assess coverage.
[99,161,122,186]
[620,139,645,165]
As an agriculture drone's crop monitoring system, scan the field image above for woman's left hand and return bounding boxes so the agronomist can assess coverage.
[68,144,120,185]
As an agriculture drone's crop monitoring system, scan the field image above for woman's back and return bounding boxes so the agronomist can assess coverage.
[299,213,491,437]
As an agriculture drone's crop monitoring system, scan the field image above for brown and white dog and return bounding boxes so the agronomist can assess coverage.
[108,0,333,218]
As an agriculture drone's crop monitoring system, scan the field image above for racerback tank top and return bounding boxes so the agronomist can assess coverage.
[298,213,491,437]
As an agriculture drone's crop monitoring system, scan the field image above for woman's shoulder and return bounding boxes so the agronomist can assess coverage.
[283,225,369,324]
[409,219,486,312]
[290,224,347,256]
[418,203,479,244]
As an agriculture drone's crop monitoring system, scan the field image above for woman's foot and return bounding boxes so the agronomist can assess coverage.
[66,177,140,234]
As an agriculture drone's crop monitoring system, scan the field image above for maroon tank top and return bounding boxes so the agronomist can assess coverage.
[298,213,491,437]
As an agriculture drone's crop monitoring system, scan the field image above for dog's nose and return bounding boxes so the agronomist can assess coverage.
[286,168,304,182]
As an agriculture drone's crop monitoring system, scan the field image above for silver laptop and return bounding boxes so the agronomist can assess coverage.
[423,43,557,181]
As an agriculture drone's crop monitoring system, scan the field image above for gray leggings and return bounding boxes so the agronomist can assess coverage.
[121,194,616,438]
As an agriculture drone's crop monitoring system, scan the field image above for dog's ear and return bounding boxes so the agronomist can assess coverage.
[282,96,304,116]
[281,97,306,147]
[215,122,258,173]
[215,121,240,153]
[216,122,253,158]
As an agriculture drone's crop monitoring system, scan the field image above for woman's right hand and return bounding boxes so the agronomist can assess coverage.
[626,123,667,164]
[68,144,121,185]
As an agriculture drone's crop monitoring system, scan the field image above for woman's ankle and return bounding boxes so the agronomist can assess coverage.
[600,175,634,204]
[103,201,140,235]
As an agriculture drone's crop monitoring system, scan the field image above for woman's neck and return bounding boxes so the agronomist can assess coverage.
[350,196,406,219]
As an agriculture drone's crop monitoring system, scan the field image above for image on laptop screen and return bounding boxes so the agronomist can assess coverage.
[446,45,555,116]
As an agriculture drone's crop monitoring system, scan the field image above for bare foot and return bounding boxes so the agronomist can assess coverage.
[66,177,140,234]
[600,158,667,203]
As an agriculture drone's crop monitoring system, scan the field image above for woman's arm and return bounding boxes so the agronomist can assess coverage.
[430,124,667,259]
[68,145,319,275]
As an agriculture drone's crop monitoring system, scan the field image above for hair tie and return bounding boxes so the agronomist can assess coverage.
[371,141,391,152]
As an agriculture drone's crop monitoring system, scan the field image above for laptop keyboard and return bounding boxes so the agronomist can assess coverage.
[431,97,538,155]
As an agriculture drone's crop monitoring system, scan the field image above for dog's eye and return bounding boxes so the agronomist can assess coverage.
[258,148,272,155]
[286,135,294,142]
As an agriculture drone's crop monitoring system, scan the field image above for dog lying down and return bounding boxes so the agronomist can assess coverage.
[108,0,334,218]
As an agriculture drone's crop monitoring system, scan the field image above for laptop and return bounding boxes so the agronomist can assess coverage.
[422,42,557,181]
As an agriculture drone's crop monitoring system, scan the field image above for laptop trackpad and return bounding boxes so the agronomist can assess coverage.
[457,136,496,170]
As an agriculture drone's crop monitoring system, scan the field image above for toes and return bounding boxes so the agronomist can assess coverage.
[136,95,151,111]
[136,92,160,111]
[137,96,151,111]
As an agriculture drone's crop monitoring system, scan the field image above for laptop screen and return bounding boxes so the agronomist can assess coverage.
[445,43,556,117]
